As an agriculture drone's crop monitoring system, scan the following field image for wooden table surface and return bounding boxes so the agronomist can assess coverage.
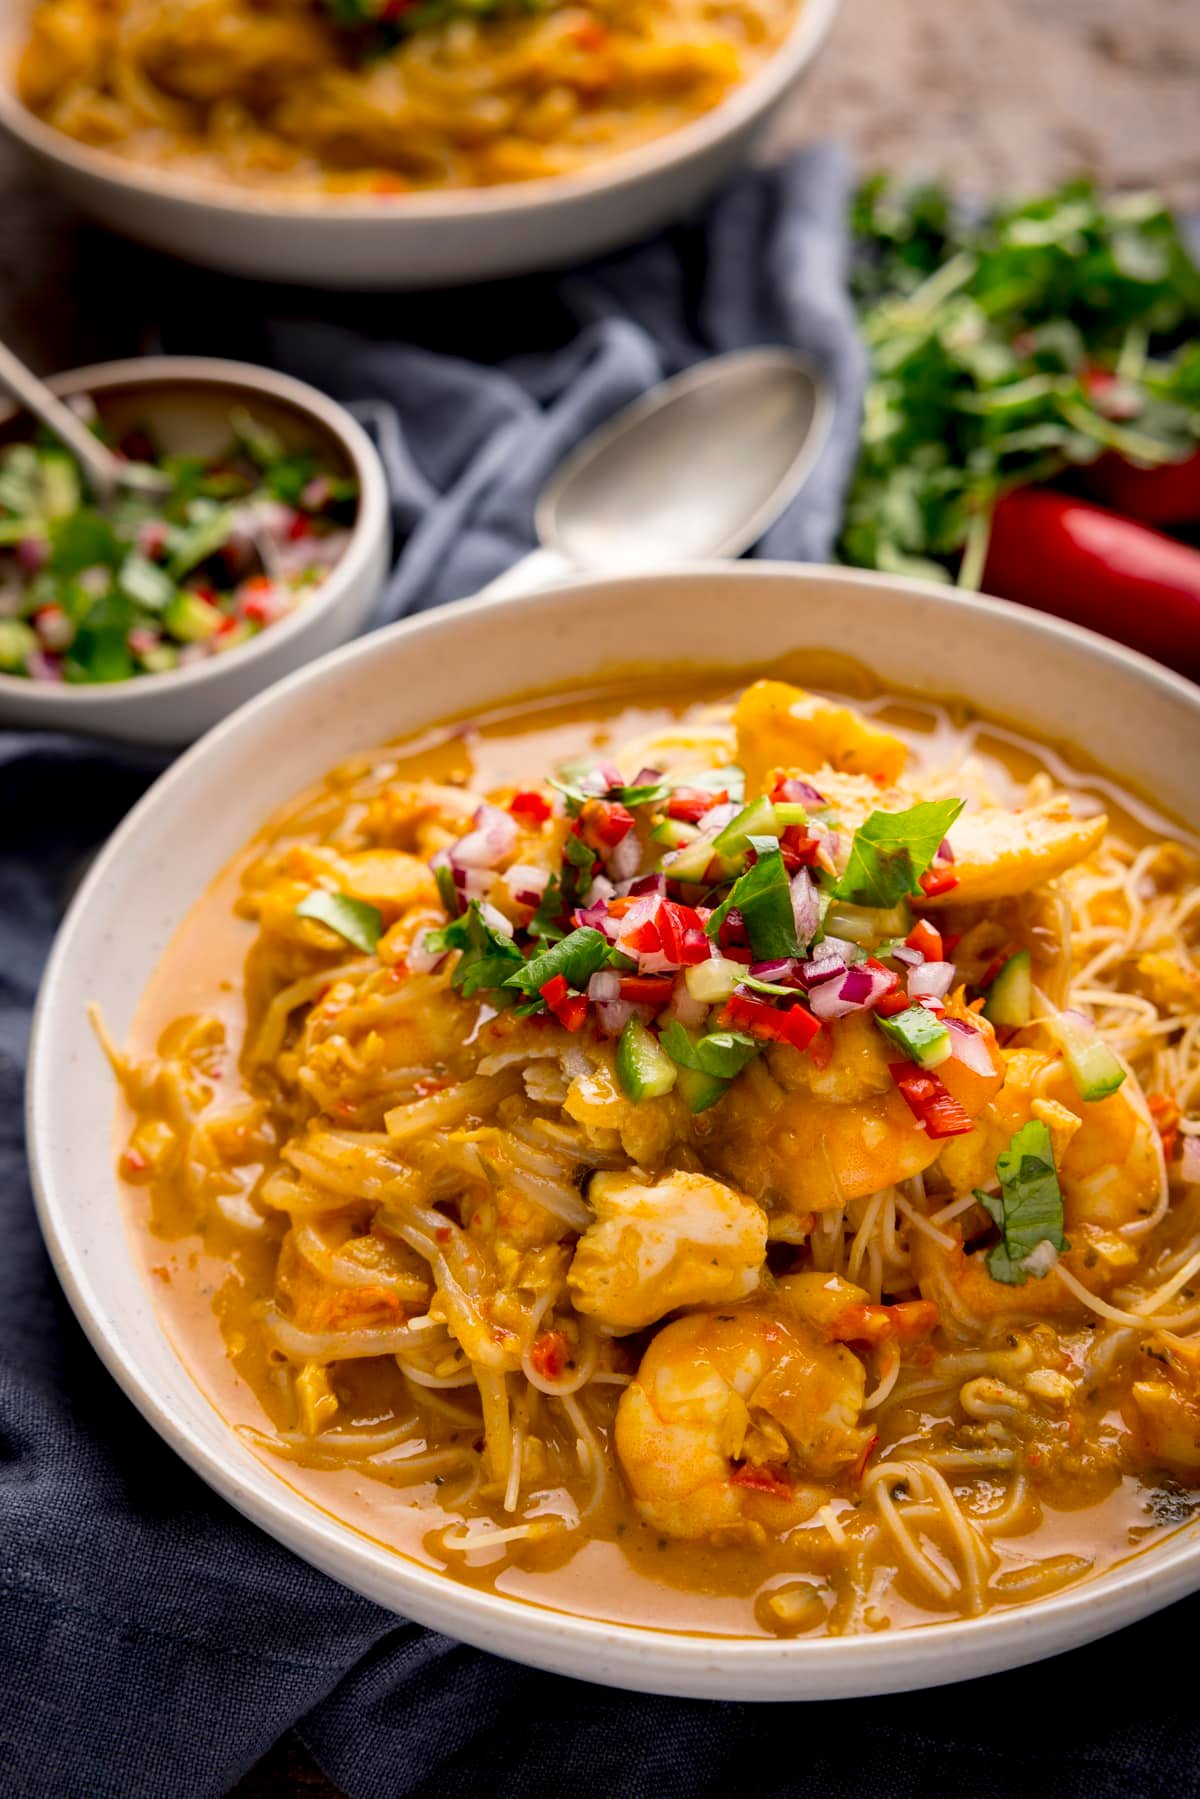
[6,0,1196,1791]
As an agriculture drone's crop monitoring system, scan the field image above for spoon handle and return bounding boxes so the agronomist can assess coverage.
[479,547,580,601]
[0,338,123,502]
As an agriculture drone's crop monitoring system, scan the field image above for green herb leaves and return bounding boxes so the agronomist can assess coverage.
[502,927,615,998]
[707,839,801,959]
[424,903,524,997]
[296,890,383,954]
[835,799,964,908]
[977,1119,1069,1285]
[659,1021,761,1080]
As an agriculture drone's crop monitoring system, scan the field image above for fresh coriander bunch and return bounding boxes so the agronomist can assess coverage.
[840,177,1200,586]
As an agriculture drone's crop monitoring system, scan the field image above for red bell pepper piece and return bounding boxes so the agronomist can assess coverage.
[666,787,725,823]
[905,919,944,962]
[539,973,587,1032]
[577,799,635,850]
[981,487,1200,680]
[919,868,959,898]
[720,991,821,1053]
[875,989,911,1019]
[888,1064,974,1138]
[509,789,552,825]
[618,975,674,1005]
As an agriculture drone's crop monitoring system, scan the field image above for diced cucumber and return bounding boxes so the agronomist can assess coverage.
[673,1064,730,1113]
[615,1017,677,1102]
[984,950,1032,1028]
[40,452,82,520]
[0,617,36,671]
[650,817,700,849]
[711,796,778,861]
[163,590,222,643]
[824,897,912,947]
[662,831,721,884]
[684,957,743,1004]
[1052,1011,1126,1101]
[875,1004,952,1069]
[772,802,810,827]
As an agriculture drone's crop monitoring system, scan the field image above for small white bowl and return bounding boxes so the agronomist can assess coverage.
[0,356,389,746]
[28,565,1200,1699]
[0,0,839,287]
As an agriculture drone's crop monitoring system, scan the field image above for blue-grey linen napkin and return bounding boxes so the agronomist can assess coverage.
[3,145,1200,1799]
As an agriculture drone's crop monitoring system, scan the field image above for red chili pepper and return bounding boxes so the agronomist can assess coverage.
[1079,449,1200,529]
[618,975,674,1005]
[539,973,587,1032]
[720,991,821,1053]
[919,868,959,898]
[729,1464,793,1499]
[666,787,725,823]
[577,798,635,850]
[875,989,910,1019]
[286,512,312,542]
[888,1064,974,1138]
[509,789,552,825]
[905,919,944,962]
[529,1329,569,1381]
[981,487,1200,679]
[121,1145,147,1176]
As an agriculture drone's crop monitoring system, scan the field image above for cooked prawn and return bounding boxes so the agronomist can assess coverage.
[734,679,909,794]
[614,1303,871,1540]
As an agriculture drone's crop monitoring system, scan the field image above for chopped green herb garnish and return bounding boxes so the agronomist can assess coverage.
[707,838,801,959]
[977,1118,1069,1285]
[296,890,383,954]
[502,926,615,998]
[659,1021,761,1080]
[835,799,965,908]
[424,901,524,997]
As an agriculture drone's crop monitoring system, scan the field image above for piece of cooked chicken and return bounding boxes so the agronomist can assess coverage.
[567,1169,767,1334]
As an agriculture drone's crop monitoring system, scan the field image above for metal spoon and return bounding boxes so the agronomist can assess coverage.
[0,336,172,504]
[483,347,832,599]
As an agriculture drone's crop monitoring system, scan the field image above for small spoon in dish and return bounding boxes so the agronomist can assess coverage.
[482,347,833,599]
[0,336,172,504]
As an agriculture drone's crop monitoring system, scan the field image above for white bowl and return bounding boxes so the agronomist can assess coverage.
[0,356,389,746]
[28,565,1200,1699]
[0,0,838,287]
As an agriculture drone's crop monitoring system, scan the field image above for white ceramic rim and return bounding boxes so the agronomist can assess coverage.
[0,0,839,221]
[0,355,390,717]
[26,564,1200,1697]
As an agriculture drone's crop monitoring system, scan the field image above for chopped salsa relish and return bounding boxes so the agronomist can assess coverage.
[0,404,356,685]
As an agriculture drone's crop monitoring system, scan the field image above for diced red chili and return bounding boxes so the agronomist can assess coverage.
[679,927,712,966]
[720,991,821,1054]
[905,919,944,961]
[509,789,552,825]
[730,1464,793,1499]
[538,973,587,1032]
[618,975,674,1005]
[919,868,959,898]
[121,1145,147,1176]
[577,799,635,850]
[977,955,1008,993]
[827,1299,939,1348]
[888,1064,974,1137]
[622,916,662,953]
[781,825,821,866]
[1148,1092,1182,1163]
[666,786,725,823]
[875,989,910,1019]
[529,1329,569,1381]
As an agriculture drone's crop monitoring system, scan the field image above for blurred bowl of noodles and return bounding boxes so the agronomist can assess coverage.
[0,0,839,286]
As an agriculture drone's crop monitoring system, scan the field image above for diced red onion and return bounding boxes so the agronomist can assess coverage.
[668,976,710,1029]
[704,802,740,832]
[751,958,800,983]
[583,874,617,907]
[504,863,549,909]
[617,894,677,974]
[575,898,620,940]
[607,830,642,884]
[587,970,622,1003]
[25,648,63,683]
[937,838,955,863]
[808,961,896,1020]
[478,901,514,938]
[625,872,666,898]
[775,778,827,806]
[891,944,924,968]
[945,1014,996,1076]
[1181,1135,1200,1184]
[596,999,636,1036]
[790,868,821,946]
[799,954,847,990]
[407,936,445,974]
[17,536,47,575]
[451,803,518,871]
[908,960,955,1000]
[631,766,663,787]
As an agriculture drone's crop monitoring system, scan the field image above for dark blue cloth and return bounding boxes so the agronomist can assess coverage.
[3,146,1199,1799]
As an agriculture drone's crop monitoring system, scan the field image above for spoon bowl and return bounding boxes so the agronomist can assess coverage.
[485,349,832,597]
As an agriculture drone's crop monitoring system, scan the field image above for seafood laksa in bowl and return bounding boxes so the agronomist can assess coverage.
[101,674,1200,1639]
[18,0,798,195]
